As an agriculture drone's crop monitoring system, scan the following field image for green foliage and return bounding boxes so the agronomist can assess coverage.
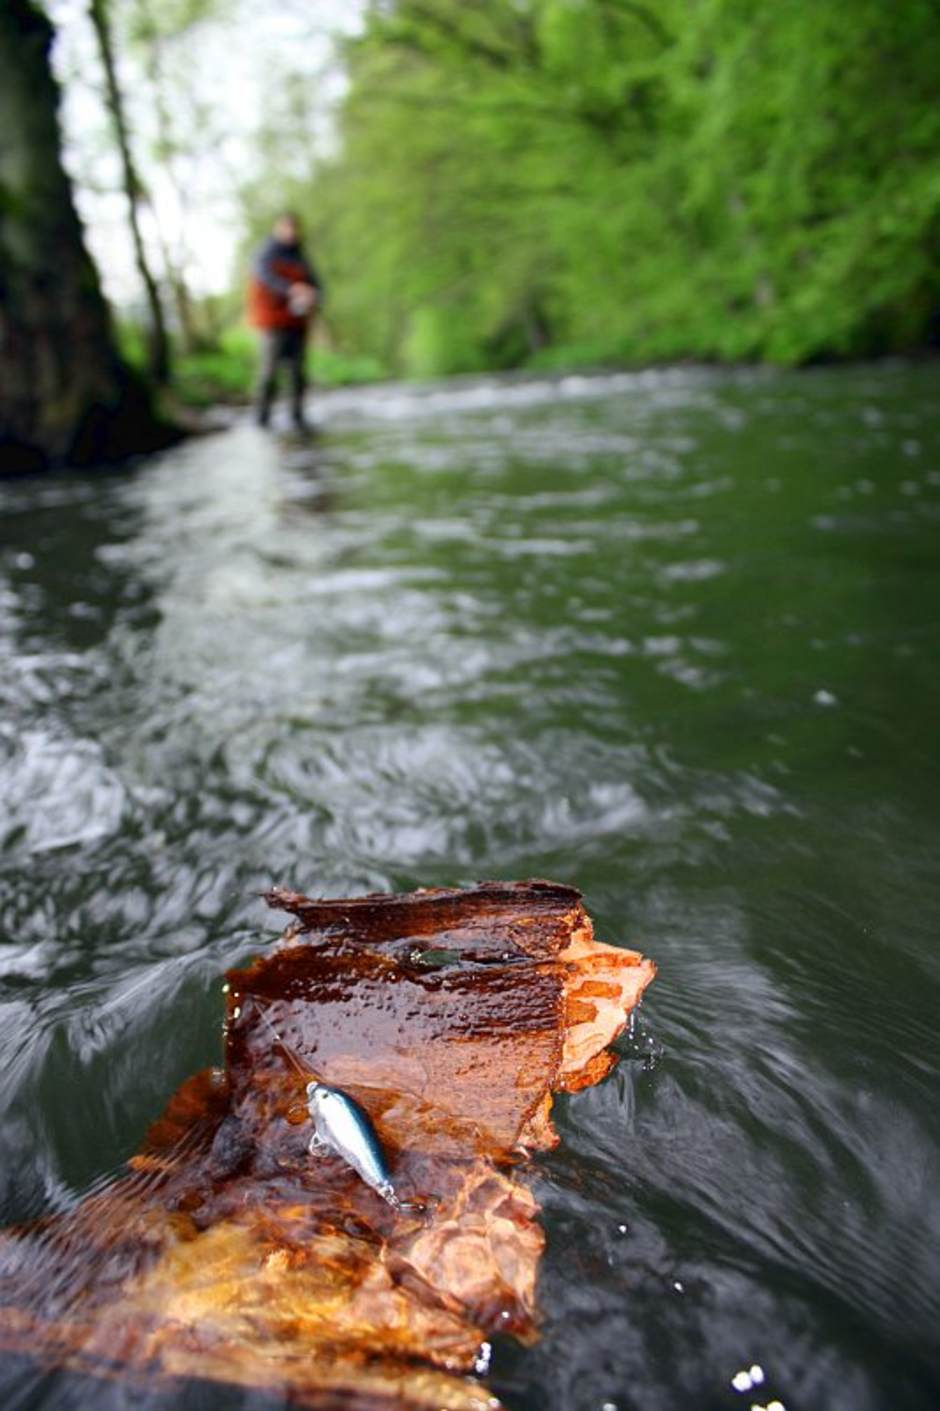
[288,0,940,375]
[118,320,387,407]
[116,317,148,372]
[123,0,221,46]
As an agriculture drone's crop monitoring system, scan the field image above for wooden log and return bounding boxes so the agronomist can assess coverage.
[0,880,655,1409]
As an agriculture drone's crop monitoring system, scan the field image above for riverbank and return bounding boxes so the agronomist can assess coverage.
[123,323,940,415]
[120,325,386,411]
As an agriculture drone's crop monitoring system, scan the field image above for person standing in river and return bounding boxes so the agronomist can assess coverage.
[247,213,323,431]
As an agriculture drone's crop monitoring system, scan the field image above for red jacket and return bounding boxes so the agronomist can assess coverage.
[247,238,321,331]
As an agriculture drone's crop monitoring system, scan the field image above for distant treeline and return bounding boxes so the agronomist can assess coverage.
[289,0,940,376]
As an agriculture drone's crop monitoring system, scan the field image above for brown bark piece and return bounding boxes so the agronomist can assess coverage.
[0,880,654,1408]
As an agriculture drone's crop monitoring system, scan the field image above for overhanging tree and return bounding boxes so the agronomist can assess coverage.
[88,0,171,384]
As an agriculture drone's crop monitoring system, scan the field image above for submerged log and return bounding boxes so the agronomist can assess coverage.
[0,880,654,1408]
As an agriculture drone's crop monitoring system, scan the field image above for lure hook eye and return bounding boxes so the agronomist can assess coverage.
[398,1192,441,1215]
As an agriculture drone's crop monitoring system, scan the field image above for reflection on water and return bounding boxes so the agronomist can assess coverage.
[1,364,940,1409]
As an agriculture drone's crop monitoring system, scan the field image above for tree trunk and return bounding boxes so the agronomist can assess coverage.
[152,208,208,357]
[0,1,174,471]
[145,33,210,356]
[88,0,171,385]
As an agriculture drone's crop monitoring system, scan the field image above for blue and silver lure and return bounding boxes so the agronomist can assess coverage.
[305,1080,400,1208]
[251,1000,409,1210]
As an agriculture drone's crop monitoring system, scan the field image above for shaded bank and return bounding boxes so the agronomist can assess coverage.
[0,1,175,473]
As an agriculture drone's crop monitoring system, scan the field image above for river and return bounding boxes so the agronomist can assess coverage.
[1,363,939,1410]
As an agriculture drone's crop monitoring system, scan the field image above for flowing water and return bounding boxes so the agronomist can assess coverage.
[1,363,939,1410]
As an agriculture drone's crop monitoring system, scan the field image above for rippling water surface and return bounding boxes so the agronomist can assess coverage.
[2,365,940,1410]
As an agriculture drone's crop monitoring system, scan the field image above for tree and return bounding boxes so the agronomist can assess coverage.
[0,0,173,470]
[125,0,227,355]
[268,0,940,375]
[88,0,172,383]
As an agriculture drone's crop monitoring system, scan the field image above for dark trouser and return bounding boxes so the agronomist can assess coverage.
[255,327,307,426]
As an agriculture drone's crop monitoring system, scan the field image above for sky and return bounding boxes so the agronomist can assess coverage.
[48,0,363,308]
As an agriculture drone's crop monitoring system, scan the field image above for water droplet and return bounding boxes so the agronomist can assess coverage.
[814,689,837,707]
[673,1280,684,1292]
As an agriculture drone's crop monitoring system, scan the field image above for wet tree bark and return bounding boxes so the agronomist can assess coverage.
[0,0,174,470]
[88,0,171,385]
[0,880,656,1408]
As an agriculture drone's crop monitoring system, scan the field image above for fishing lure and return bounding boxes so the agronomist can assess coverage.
[305,1080,399,1206]
[250,998,419,1211]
